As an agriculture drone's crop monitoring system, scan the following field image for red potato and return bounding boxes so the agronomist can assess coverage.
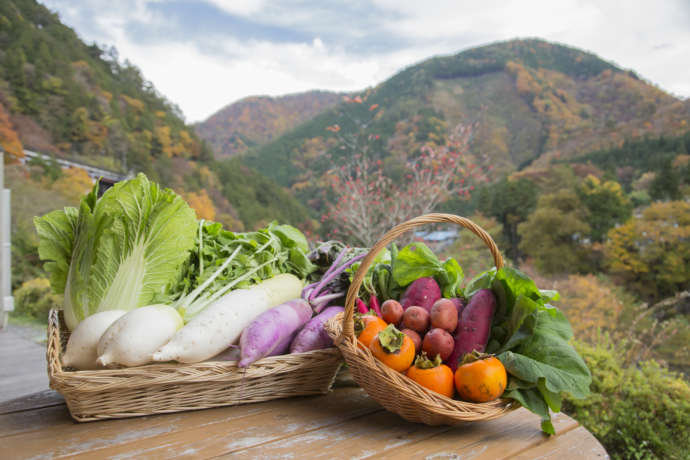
[401,328,422,353]
[423,328,454,361]
[430,299,458,333]
[402,306,430,333]
[400,277,441,312]
[447,289,497,372]
[381,299,404,324]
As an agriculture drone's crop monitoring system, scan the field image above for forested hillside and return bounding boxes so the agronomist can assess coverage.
[0,0,313,235]
[196,91,343,158]
[236,39,689,217]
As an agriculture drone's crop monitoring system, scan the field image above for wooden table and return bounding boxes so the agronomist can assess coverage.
[1,386,608,459]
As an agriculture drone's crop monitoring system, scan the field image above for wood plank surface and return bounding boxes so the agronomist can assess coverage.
[1,386,609,460]
[512,426,609,459]
[368,410,580,460]
[0,389,64,415]
[0,327,49,402]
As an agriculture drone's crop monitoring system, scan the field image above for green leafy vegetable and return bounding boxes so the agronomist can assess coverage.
[390,242,463,298]
[35,174,198,330]
[465,266,592,434]
[272,224,310,253]
[392,243,442,285]
[170,220,315,320]
[35,206,78,294]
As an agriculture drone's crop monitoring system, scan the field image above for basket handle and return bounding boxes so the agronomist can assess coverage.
[339,213,504,343]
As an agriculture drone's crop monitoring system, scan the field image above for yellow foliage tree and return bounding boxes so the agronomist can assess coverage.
[184,189,216,221]
[0,102,23,161]
[555,275,625,343]
[154,125,173,157]
[52,167,93,203]
[605,201,690,300]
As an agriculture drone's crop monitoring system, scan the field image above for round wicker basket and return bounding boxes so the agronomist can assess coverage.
[324,213,518,425]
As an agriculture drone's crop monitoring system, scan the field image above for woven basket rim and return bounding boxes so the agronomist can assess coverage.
[326,213,516,424]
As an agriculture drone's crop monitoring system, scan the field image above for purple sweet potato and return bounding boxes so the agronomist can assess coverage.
[400,277,441,312]
[290,306,344,354]
[446,289,496,372]
[449,297,465,315]
[239,299,312,367]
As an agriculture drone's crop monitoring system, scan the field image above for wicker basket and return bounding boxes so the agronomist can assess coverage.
[47,309,343,422]
[325,213,518,425]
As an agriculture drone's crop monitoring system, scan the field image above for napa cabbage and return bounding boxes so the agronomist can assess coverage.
[35,173,197,330]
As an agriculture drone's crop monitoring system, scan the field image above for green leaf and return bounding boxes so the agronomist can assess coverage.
[503,387,555,435]
[498,294,540,353]
[271,223,309,253]
[538,378,563,413]
[539,289,560,302]
[497,309,590,399]
[288,247,315,279]
[438,258,464,298]
[464,268,496,298]
[392,242,441,286]
[34,206,79,294]
[493,267,543,317]
[373,264,392,301]
[541,420,555,435]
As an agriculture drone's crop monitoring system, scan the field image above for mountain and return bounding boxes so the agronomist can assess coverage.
[196,91,344,158]
[239,39,690,213]
[0,0,313,233]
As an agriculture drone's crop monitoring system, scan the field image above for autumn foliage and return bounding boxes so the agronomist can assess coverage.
[0,102,23,161]
[184,189,217,221]
[605,201,690,300]
[52,167,93,202]
[322,97,487,246]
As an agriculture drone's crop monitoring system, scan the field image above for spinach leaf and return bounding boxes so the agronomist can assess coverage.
[392,242,464,297]
[488,266,591,434]
[392,242,442,286]
[437,258,464,298]
[503,387,554,435]
[497,307,591,400]
[464,268,496,298]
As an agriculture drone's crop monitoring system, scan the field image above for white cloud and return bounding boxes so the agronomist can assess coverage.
[42,0,690,122]
[203,0,266,17]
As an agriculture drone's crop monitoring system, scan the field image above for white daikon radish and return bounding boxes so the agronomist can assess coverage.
[152,274,303,364]
[96,305,183,367]
[62,310,127,370]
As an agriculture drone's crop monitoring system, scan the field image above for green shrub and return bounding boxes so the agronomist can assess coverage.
[564,340,690,460]
[13,278,61,321]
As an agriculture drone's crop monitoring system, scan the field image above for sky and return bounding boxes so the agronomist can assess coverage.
[43,0,690,123]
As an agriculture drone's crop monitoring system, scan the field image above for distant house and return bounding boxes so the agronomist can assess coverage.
[414,229,459,250]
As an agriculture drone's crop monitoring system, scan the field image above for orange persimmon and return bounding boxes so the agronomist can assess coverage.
[355,314,387,349]
[454,355,507,403]
[369,324,415,372]
[406,353,454,398]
